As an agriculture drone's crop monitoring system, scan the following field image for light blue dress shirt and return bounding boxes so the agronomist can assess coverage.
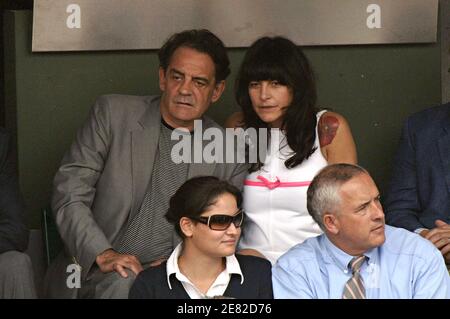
[272,225,449,299]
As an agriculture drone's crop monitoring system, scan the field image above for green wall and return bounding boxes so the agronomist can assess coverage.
[4,11,441,228]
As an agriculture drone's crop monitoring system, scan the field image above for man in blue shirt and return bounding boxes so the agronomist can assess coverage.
[272,163,449,299]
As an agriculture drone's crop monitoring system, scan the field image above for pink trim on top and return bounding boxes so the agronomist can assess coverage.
[244,175,311,190]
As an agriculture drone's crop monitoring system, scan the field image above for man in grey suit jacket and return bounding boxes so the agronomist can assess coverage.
[45,29,249,298]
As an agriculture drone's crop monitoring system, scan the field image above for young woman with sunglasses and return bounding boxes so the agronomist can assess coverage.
[129,176,273,299]
[226,36,357,264]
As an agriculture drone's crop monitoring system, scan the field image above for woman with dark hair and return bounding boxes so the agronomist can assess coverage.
[129,176,273,299]
[226,36,357,264]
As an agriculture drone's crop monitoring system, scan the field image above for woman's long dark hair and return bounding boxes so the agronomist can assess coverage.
[235,36,318,171]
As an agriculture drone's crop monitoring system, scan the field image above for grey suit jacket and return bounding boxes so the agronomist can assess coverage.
[46,95,248,297]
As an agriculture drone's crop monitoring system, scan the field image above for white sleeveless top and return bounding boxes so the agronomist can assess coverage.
[239,110,328,264]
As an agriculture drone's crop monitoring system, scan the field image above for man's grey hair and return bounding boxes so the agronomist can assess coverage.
[307,163,368,231]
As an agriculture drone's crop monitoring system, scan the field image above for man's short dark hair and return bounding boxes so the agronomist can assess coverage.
[158,29,230,82]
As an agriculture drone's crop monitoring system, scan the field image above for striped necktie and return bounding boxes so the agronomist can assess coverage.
[342,255,367,299]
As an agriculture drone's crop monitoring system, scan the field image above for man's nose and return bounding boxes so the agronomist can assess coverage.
[372,201,385,220]
[179,79,192,95]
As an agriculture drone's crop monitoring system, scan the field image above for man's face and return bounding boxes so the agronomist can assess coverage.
[326,173,386,255]
[159,46,225,130]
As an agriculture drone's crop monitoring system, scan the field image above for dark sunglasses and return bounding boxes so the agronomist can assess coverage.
[190,210,244,231]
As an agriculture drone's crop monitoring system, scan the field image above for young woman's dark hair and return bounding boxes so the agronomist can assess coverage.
[165,176,242,238]
[235,36,318,171]
[158,29,230,82]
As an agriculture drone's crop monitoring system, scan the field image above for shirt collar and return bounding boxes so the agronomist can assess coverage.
[166,243,183,290]
[322,235,375,273]
[225,253,244,285]
[166,243,244,290]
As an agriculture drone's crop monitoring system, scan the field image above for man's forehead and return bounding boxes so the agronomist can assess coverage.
[168,66,209,79]
[340,173,378,200]
[168,47,215,75]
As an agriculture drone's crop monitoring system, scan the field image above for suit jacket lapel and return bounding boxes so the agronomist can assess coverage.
[168,275,191,298]
[187,117,216,178]
[130,96,161,218]
[223,275,243,298]
[438,111,450,194]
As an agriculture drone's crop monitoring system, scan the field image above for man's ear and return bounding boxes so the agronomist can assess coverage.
[323,212,339,235]
[180,217,194,238]
[211,80,226,103]
[159,67,166,92]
